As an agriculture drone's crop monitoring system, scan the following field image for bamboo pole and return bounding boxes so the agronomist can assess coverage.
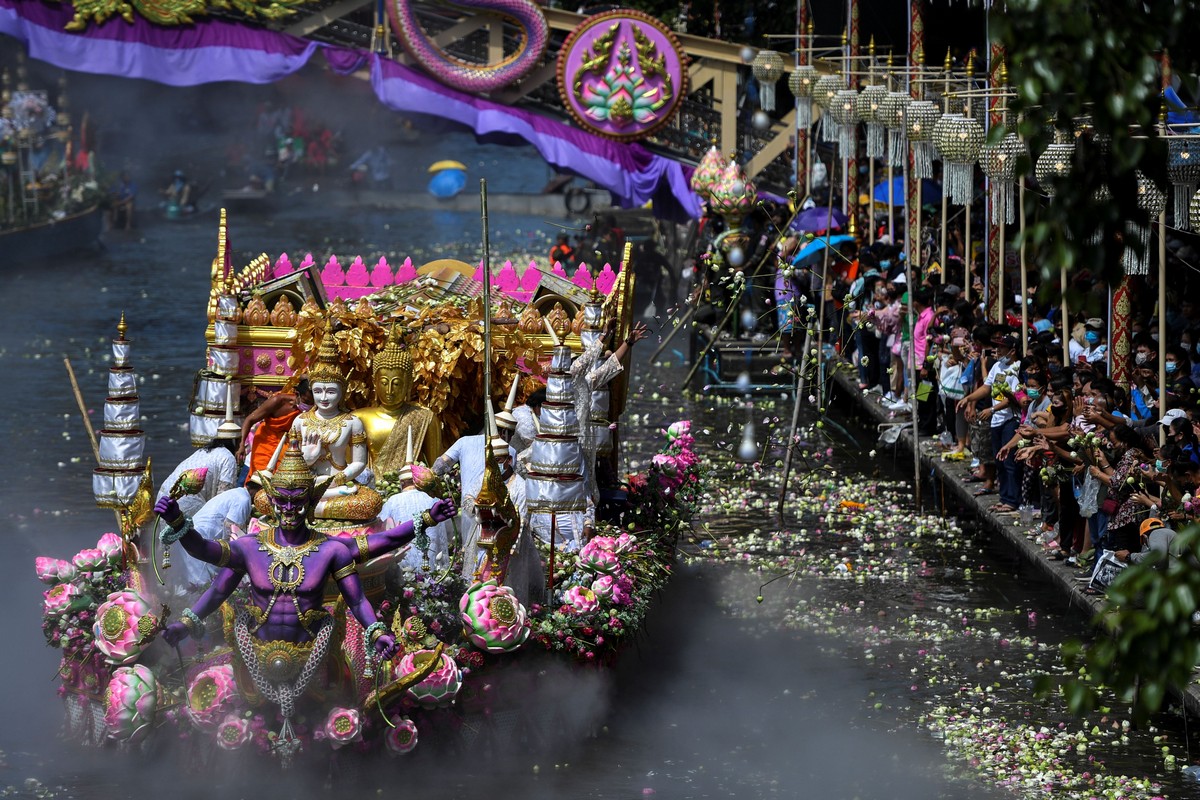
[1159,209,1167,446]
[1019,178,1028,355]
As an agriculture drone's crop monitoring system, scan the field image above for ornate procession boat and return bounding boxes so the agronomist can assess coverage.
[37,210,704,765]
[1,59,104,262]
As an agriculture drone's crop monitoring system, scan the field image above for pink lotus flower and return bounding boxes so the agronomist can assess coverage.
[103,664,158,742]
[385,717,419,755]
[170,467,209,497]
[35,557,77,585]
[411,463,449,498]
[591,574,617,602]
[72,548,108,574]
[399,650,462,708]
[96,533,124,564]
[322,707,362,749]
[652,454,679,477]
[565,586,599,614]
[43,581,83,619]
[460,580,530,652]
[666,420,691,440]
[93,590,153,665]
[578,540,622,575]
[596,574,634,606]
[215,714,253,750]
[185,664,239,730]
[613,533,639,553]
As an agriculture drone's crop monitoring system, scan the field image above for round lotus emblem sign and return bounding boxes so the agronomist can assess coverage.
[557,10,688,141]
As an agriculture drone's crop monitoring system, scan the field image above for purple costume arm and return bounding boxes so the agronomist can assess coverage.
[155,495,244,569]
[162,566,245,645]
[333,549,398,658]
[353,497,458,561]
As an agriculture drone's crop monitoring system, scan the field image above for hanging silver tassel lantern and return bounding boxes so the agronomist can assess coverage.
[813,74,842,145]
[880,91,910,169]
[857,84,887,160]
[905,100,941,180]
[979,132,1025,224]
[789,64,820,129]
[1125,171,1165,276]
[1086,185,1111,246]
[1034,134,1075,196]
[751,50,786,113]
[830,88,859,155]
[932,113,984,206]
[1167,137,1200,230]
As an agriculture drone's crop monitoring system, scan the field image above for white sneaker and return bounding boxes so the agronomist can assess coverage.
[883,392,897,403]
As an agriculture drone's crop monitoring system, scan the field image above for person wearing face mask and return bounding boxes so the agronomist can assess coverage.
[1068,322,1089,365]
[1083,319,1107,366]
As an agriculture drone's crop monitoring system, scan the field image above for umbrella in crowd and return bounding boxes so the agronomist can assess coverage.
[791,207,849,234]
[790,234,857,268]
[873,177,942,208]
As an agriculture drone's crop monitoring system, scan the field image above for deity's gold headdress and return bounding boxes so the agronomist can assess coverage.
[260,434,315,495]
[308,319,346,386]
[374,321,413,375]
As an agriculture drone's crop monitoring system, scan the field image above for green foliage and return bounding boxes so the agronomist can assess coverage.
[991,0,1195,297]
[1040,523,1200,727]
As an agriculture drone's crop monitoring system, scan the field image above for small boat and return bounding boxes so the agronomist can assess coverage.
[1,203,104,262]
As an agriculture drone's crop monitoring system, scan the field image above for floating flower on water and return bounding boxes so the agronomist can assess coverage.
[215,713,252,751]
[399,650,462,708]
[72,548,108,574]
[35,557,77,586]
[565,586,599,614]
[103,664,158,742]
[43,581,84,619]
[385,717,419,755]
[96,533,124,565]
[185,664,239,730]
[322,707,362,749]
[92,590,153,665]
[460,580,530,652]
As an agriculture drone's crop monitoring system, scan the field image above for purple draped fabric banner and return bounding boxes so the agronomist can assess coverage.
[0,0,318,84]
[0,0,702,219]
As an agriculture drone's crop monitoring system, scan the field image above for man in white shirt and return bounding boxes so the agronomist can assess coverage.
[958,334,1020,512]
[184,485,253,595]
[158,425,240,518]
[380,464,451,571]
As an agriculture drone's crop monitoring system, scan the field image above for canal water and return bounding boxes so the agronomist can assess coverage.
[2,73,1199,799]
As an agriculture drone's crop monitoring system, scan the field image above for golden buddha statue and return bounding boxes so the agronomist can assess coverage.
[290,322,383,522]
[354,323,443,474]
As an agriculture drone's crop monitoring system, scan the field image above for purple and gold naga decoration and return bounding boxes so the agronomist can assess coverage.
[387,0,549,94]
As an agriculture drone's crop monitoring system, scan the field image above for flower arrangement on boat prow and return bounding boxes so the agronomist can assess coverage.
[104,664,159,743]
[624,419,706,535]
[460,580,530,652]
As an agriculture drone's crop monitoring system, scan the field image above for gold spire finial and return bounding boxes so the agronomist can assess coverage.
[999,60,1008,86]
[916,47,925,67]
[309,318,346,387]
[841,29,848,48]
[807,20,814,35]
[869,36,876,59]
[966,50,976,78]
[117,311,127,341]
[943,49,952,73]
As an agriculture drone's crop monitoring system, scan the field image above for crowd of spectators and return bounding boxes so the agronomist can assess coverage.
[826,238,1200,592]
